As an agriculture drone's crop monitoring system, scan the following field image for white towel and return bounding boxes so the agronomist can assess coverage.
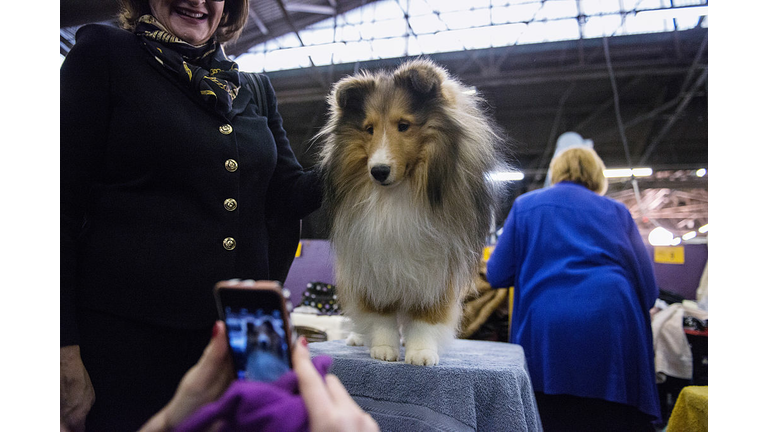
[652,303,708,382]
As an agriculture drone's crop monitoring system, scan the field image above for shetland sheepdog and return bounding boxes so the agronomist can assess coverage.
[317,59,507,366]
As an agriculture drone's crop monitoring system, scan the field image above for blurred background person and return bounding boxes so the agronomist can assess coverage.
[487,146,661,431]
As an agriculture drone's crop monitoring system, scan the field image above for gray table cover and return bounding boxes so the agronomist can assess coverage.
[309,339,542,431]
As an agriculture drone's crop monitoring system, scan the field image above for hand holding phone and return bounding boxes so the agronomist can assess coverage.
[214,280,293,382]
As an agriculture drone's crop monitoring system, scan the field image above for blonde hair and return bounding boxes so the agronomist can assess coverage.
[549,146,608,195]
[117,0,249,44]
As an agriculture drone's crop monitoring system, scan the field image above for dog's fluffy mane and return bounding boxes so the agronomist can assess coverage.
[316,59,509,318]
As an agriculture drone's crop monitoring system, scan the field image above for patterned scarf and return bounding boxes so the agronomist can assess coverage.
[135,15,240,115]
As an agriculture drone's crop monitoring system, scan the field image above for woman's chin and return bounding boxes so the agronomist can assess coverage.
[169,16,213,45]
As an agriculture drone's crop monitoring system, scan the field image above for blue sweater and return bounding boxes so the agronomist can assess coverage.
[487,182,661,421]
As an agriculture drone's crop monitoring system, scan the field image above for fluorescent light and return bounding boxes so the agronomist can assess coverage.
[682,231,697,241]
[631,168,653,177]
[696,168,707,177]
[698,224,709,234]
[671,237,682,246]
[648,226,674,246]
[603,168,653,178]
[284,4,335,15]
[604,168,632,178]
[488,171,524,182]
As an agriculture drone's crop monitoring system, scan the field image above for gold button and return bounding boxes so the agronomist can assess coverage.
[224,198,237,211]
[223,237,236,250]
[225,159,238,172]
[219,124,233,135]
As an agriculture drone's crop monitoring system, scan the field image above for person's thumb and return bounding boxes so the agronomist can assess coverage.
[198,321,231,371]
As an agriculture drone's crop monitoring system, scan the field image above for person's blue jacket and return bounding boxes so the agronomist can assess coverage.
[487,181,661,421]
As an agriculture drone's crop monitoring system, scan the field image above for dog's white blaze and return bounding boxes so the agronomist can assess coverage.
[368,146,391,168]
[368,131,392,172]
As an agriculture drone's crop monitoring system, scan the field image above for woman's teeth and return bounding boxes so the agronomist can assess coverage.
[176,9,206,19]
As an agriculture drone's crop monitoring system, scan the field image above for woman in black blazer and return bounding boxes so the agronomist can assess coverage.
[60,1,322,430]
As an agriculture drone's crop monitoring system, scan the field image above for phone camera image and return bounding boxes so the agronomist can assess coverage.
[224,306,291,382]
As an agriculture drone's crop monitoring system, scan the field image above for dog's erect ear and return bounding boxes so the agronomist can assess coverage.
[333,75,375,112]
[394,60,443,96]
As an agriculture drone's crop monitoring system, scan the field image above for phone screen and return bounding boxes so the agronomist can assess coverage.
[217,285,292,382]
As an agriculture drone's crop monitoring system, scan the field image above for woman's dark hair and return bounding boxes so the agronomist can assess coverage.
[117,0,249,43]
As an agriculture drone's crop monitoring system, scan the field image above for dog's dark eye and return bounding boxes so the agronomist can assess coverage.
[398,122,410,132]
[365,126,374,135]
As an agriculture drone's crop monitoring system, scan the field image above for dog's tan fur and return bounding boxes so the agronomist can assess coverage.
[317,59,508,365]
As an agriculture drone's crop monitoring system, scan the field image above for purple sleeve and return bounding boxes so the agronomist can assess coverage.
[175,356,333,432]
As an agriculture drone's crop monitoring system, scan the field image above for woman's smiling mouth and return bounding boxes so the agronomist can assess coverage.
[148,0,225,45]
[175,8,207,20]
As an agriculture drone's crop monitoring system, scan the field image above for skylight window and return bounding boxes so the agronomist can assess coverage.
[235,0,707,73]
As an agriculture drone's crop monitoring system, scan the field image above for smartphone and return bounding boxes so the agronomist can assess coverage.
[214,280,293,382]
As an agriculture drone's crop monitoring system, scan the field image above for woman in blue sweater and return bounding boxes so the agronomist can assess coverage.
[487,147,660,431]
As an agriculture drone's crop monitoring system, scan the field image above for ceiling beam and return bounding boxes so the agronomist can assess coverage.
[248,6,270,36]
[271,63,693,105]
[638,67,708,166]
[573,76,643,134]
[534,82,577,181]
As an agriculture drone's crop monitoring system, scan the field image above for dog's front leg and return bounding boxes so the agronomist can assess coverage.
[345,331,366,346]
[402,320,444,366]
[356,311,400,361]
[402,301,460,366]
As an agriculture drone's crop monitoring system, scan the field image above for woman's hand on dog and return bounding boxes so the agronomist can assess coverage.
[139,320,235,432]
[294,336,380,432]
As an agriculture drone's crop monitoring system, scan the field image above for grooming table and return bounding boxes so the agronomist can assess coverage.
[309,339,542,431]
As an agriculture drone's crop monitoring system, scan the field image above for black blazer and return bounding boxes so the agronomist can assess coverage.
[60,25,322,346]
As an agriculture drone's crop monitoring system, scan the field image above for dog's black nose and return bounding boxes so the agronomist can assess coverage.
[370,165,391,183]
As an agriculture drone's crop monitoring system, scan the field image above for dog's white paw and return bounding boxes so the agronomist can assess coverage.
[370,345,399,362]
[346,332,365,346]
[405,349,440,366]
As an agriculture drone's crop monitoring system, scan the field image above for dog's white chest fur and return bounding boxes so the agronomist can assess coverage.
[332,184,459,309]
